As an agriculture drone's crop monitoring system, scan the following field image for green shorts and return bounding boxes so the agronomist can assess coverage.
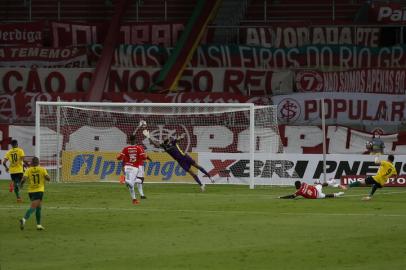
[11,173,23,183]
[28,192,44,201]
[365,176,383,188]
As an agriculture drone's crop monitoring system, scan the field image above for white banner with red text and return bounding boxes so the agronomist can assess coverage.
[4,123,406,158]
[295,69,406,94]
[272,92,406,126]
[0,67,292,95]
[278,125,406,154]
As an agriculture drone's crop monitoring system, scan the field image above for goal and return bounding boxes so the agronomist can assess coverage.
[35,102,284,188]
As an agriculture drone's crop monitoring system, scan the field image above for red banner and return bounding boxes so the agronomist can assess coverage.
[295,69,406,94]
[127,44,406,69]
[0,22,44,46]
[0,67,291,95]
[88,44,406,69]
[0,124,10,150]
[0,47,88,68]
[241,24,382,48]
[341,175,406,187]
[370,3,406,24]
[51,21,213,47]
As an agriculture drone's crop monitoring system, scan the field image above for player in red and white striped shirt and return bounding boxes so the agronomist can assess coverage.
[117,135,149,205]
[279,180,345,199]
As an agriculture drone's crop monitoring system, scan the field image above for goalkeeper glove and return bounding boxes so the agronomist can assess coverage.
[143,129,150,139]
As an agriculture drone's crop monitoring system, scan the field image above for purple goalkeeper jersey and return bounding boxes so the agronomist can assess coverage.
[161,138,194,171]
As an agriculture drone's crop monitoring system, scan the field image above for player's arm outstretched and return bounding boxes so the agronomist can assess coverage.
[143,130,161,148]
[2,157,9,172]
[279,194,297,199]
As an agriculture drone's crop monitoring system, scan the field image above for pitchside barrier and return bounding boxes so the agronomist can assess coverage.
[2,147,405,186]
[5,138,403,186]
[57,152,406,186]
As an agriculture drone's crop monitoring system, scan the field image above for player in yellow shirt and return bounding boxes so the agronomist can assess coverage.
[19,157,50,231]
[347,154,397,200]
[2,140,27,202]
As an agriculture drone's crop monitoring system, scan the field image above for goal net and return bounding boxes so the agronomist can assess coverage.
[36,102,285,187]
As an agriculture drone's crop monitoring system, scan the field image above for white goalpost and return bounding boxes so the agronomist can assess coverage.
[35,102,284,188]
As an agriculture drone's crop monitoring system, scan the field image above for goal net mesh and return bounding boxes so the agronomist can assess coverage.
[37,103,285,186]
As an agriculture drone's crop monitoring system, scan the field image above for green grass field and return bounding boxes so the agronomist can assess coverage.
[1,181,406,270]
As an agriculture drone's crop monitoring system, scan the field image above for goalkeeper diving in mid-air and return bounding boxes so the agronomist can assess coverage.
[143,129,214,192]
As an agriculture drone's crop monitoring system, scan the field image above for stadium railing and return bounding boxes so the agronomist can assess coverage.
[244,0,363,22]
[1,0,362,23]
[0,0,197,22]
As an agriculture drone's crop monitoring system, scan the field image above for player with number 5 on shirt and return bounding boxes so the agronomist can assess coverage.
[117,134,148,205]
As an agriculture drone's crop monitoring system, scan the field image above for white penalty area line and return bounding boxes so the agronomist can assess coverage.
[279,212,406,217]
[1,190,406,199]
[0,205,405,218]
[276,190,406,199]
[0,205,279,216]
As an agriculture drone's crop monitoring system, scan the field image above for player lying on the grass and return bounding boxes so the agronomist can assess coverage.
[144,130,214,192]
[346,154,397,201]
[279,180,344,199]
[117,134,150,205]
[19,157,50,231]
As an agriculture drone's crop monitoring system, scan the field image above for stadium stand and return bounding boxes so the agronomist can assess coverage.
[0,0,197,22]
[3,0,406,23]
[244,0,363,22]
[136,0,197,21]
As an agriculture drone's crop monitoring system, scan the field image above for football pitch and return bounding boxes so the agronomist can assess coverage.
[1,181,406,270]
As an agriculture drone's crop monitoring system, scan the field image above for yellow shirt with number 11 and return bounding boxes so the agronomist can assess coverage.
[24,166,49,193]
